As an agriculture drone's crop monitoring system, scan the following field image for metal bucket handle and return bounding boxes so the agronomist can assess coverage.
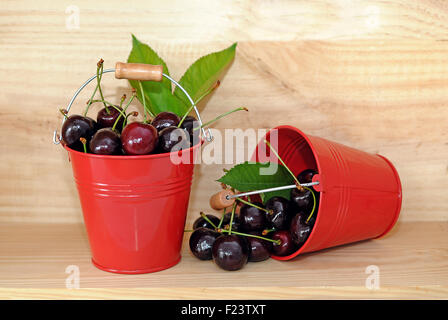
[53,62,213,144]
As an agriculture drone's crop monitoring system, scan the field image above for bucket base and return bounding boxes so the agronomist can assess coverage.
[91,255,181,274]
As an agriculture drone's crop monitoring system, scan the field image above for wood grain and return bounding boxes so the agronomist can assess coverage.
[0,222,446,293]
[1,286,447,300]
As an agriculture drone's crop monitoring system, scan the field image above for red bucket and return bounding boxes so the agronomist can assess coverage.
[66,142,201,274]
[252,125,402,260]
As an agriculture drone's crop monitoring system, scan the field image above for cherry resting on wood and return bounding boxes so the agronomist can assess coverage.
[212,234,249,271]
[189,228,220,260]
[193,214,220,230]
[247,232,272,262]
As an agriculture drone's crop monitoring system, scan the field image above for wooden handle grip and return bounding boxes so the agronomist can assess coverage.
[115,62,163,81]
[210,190,235,210]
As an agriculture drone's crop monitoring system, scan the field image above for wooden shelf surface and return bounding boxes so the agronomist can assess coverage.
[0,221,446,299]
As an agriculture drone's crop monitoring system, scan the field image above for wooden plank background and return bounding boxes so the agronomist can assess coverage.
[1,0,447,226]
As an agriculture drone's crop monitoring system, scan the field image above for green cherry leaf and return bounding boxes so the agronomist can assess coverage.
[217,161,295,204]
[127,35,188,116]
[174,43,237,106]
[128,34,171,90]
[128,78,189,116]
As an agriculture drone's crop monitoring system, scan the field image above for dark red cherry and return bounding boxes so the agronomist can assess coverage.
[222,212,240,232]
[189,228,220,260]
[290,187,313,211]
[297,169,318,184]
[89,128,122,155]
[97,105,124,132]
[151,111,180,131]
[292,169,320,211]
[180,115,200,145]
[86,117,98,131]
[247,234,272,262]
[265,196,293,230]
[193,214,220,230]
[290,213,312,246]
[212,234,249,271]
[271,230,296,256]
[158,126,190,153]
[239,202,267,232]
[61,115,97,151]
[121,122,158,155]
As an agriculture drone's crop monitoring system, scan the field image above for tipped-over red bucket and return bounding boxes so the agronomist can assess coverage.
[252,125,402,260]
[66,143,201,274]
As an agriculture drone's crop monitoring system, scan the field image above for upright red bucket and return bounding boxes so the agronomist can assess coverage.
[66,143,201,274]
[253,125,402,260]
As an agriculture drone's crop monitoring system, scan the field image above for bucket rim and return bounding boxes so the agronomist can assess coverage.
[373,154,402,239]
[63,138,204,160]
[252,125,323,261]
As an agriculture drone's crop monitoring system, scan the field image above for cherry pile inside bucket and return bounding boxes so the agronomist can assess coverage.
[188,142,320,271]
[59,59,247,155]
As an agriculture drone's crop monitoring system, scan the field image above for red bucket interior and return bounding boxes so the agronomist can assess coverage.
[252,125,321,260]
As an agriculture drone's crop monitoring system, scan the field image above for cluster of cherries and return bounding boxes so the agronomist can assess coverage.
[60,105,200,156]
[188,169,319,271]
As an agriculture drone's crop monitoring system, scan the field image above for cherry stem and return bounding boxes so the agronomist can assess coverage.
[79,138,87,153]
[193,107,248,131]
[83,61,103,116]
[305,186,317,224]
[59,109,68,119]
[264,139,302,187]
[91,100,128,125]
[178,81,220,128]
[96,61,109,113]
[219,229,281,245]
[262,228,276,236]
[184,229,194,233]
[217,208,226,229]
[119,94,126,109]
[112,93,136,132]
[228,202,237,235]
[89,99,117,106]
[138,81,154,122]
[123,112,138,131]
[177,103,196,128]
[264,139,317,223]
[195,80,220,105]
[235,197,271,214]
[200,212,218,229]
